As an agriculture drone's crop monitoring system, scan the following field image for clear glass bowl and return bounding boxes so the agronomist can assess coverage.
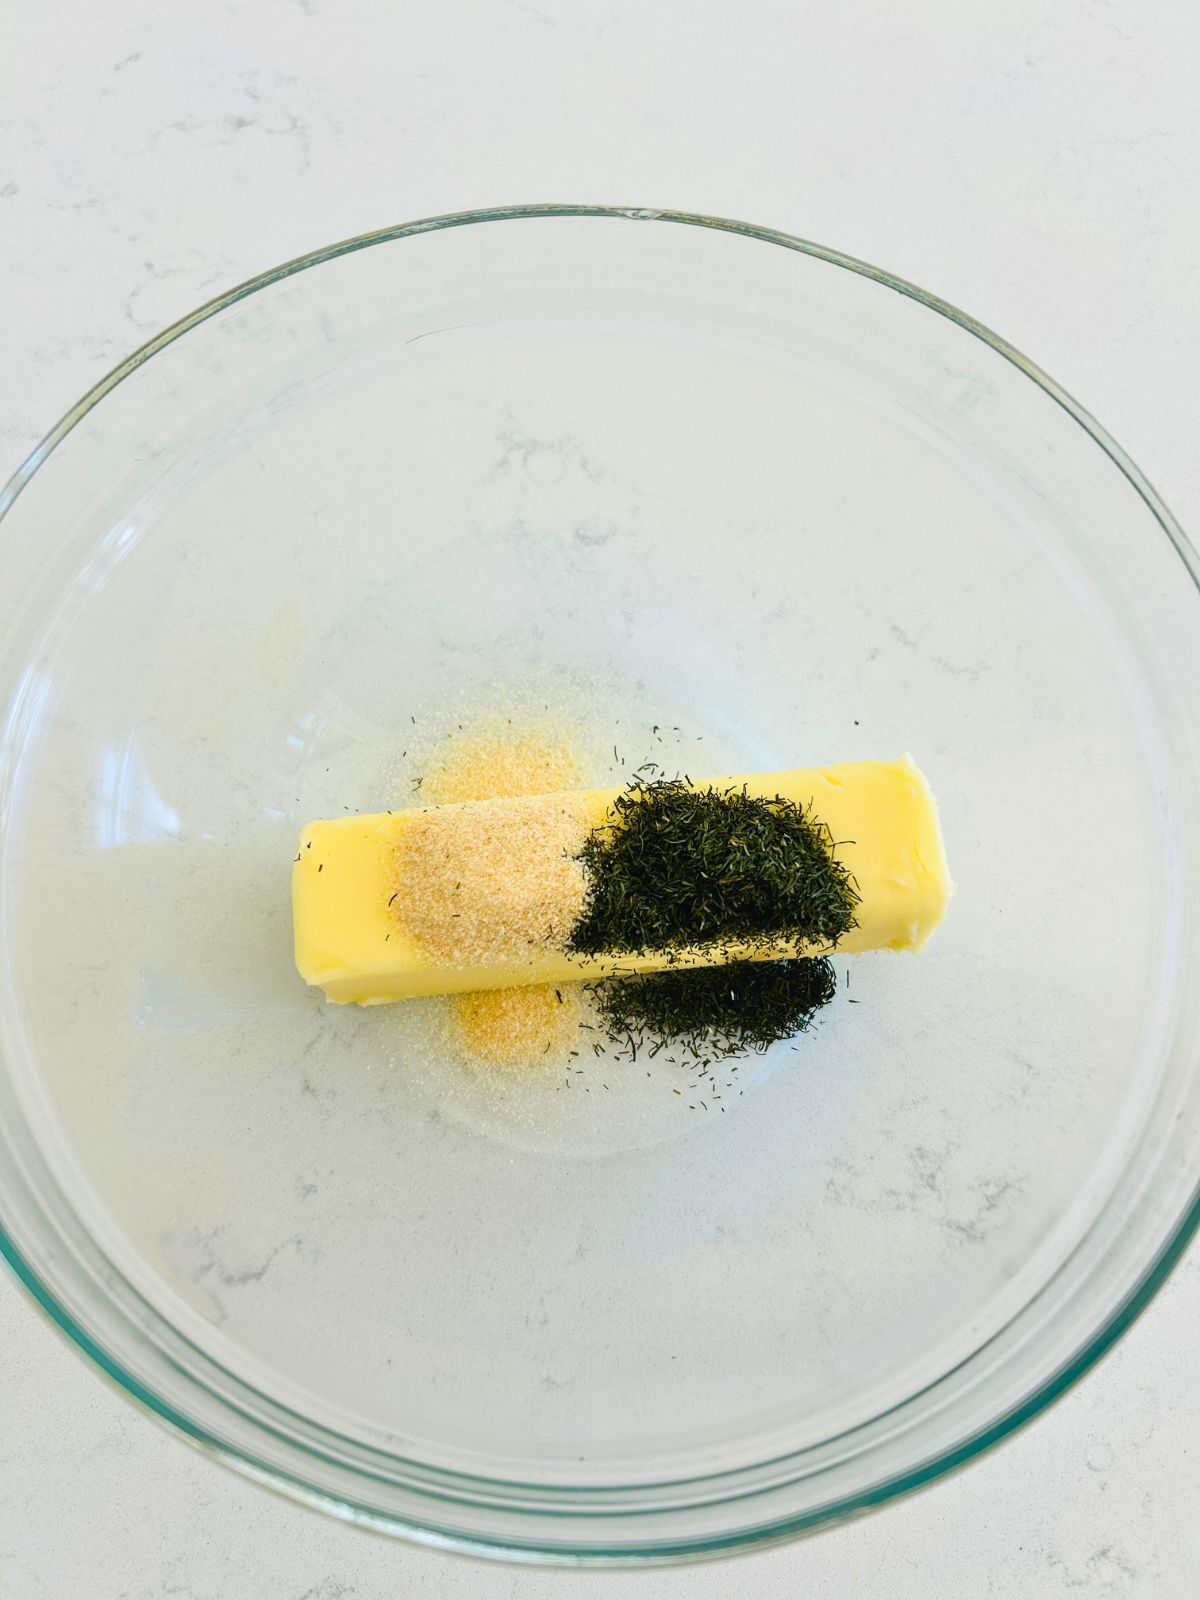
[2,207,1199,1563]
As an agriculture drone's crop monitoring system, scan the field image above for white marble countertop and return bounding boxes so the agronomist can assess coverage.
[2,2,1199,1595]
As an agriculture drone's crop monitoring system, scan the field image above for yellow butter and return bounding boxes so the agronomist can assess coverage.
[292,757,951,1004]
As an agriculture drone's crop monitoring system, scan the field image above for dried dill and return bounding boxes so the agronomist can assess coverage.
[567,777,858,958]
[591,958,837,1062]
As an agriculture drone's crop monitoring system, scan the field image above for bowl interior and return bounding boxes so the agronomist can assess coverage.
[2,213,1198,1549]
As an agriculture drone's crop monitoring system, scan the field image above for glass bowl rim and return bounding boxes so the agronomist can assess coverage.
[1,203,1198,1563]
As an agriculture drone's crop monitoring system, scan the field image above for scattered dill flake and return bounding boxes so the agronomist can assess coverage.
[567,778,858,958]
[590,958,837,1062]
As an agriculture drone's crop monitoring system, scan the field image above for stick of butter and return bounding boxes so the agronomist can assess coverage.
[292,757,951,1004]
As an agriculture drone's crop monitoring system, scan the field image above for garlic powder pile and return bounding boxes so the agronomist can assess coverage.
[391,790,593,969]
[452,983,584,1070]
[419,723,585,806]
